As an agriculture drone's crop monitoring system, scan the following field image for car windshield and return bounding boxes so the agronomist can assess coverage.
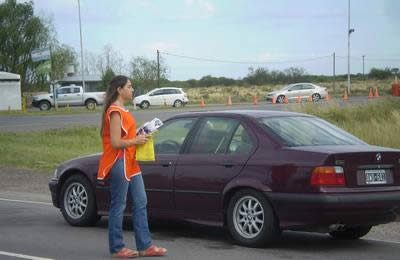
[259,116,366,147]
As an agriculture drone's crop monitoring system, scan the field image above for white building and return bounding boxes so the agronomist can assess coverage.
[0,72,22,111]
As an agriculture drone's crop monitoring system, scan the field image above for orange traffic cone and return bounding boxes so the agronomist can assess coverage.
[374,88,379,98]
[296,96,301,103]
[307,96,313,102]
[227,96,232,105]
[343,89,349,101]
[200,97,205,107]
[368,88,374,99]
[272,97,276,104]
[253,95,259,105]
[284,96,289,104]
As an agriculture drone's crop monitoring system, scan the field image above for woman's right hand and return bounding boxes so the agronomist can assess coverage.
[135,134,148,145]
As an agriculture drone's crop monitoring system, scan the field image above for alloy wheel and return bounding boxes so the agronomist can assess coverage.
[64,182,88,219]
[233,195,264,239]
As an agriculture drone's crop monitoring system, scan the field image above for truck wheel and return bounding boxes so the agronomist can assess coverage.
[86,99,97,110]
[39,101,51,111]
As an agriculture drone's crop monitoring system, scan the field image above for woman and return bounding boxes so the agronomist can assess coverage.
[98,75,167,258]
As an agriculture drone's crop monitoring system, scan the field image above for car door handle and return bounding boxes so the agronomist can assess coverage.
[222,163,234,168]
[161,162,172,167]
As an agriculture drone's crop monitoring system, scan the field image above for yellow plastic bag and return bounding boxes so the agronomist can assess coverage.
[136,136,155,161]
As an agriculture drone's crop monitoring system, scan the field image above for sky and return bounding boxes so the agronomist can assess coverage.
[9,0,400,80]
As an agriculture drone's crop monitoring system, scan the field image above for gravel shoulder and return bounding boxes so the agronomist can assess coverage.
[1,166,399,242]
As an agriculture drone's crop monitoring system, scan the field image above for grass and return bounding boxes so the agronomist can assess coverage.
[0,126,102,170]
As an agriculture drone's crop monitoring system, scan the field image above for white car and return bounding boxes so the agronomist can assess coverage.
[266,83,328,103]
[133,87,189,109]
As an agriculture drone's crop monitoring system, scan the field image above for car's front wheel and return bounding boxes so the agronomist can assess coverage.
[329,225,372,240]
[227,189,280,247]
[60,174,100,226]
[140,101,150,109]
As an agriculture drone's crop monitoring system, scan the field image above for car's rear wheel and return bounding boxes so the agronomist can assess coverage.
[227,189,280,247]
[39,101,51,111]
[276,95,285,104]
[173,100,183,108]
[60,174,100,226]
[312,93,321,102]
[329,225,372,240]
[140,101,150,109]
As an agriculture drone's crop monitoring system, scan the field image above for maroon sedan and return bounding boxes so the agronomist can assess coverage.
[49,110,400,247]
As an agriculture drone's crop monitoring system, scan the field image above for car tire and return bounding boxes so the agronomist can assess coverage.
[276,95,285,104]
[311,93,321,102]
[60,174,100,226]
[329,225,372,240]
[85,99,97,110]
[173,100,183,108]
[39,101,51,111]
[140,101,150,109]
[227,189,280,247]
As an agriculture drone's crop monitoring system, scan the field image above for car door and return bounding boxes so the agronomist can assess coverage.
[286,84,303,101]
[148,89,165,106]
[70,87,83,105]
[95,117,198,216]
[140,117,198,215]
[174,116,255,221]
[56,87,72,105]
[301,84,315,98]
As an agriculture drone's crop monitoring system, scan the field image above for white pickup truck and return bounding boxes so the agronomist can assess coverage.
[32,85,105,110]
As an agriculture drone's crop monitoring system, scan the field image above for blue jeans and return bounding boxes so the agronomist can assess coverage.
[108,158,152,253]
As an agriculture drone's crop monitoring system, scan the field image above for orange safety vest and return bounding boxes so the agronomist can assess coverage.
[97,105,141,181]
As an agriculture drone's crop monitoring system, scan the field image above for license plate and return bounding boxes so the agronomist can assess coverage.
[365,169,387,184]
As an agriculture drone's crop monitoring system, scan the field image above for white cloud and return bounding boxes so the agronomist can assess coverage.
[185,0,215,15]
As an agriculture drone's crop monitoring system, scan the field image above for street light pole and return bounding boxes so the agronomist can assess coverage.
[78,0,85,98]
[347,0,354,94]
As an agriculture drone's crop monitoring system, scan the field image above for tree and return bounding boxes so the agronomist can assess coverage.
[51,44,77,80]
[369,67,394,79]
[129,56,168,90]
[96,44,126,76]
[99,67,115,91]
[0,0,51,88]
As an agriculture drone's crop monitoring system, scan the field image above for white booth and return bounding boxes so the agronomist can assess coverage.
[0,72,22,111]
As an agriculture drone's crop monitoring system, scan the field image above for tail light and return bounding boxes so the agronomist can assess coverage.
[311,166,345,186]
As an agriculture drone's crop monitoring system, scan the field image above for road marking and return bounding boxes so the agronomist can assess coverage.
[365,238,400,245]
[0,250,54,260]
[0,198,52,206]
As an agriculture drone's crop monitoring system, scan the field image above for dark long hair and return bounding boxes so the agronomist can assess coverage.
[100,75,129,136]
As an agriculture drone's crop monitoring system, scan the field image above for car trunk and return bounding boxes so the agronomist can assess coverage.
[323,145,400,188]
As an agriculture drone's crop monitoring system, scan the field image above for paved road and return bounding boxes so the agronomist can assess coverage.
[1,198,400,260]
[0,97,374,132]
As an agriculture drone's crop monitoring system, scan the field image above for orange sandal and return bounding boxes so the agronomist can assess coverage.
[139,245,167,257]
[112,247,139,258]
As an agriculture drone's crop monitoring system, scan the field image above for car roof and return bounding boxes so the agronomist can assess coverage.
[172,110,312,119]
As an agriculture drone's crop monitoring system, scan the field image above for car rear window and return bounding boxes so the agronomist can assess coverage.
[259,116,366,147]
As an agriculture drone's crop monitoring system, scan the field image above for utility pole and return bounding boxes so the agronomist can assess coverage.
[78,0,85,99]
[333,52,336,97]
[347,0,354,94]
[362,55,365,78]
[157,49,160,89]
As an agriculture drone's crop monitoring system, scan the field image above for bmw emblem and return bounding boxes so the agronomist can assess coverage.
[376,153,382,162]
